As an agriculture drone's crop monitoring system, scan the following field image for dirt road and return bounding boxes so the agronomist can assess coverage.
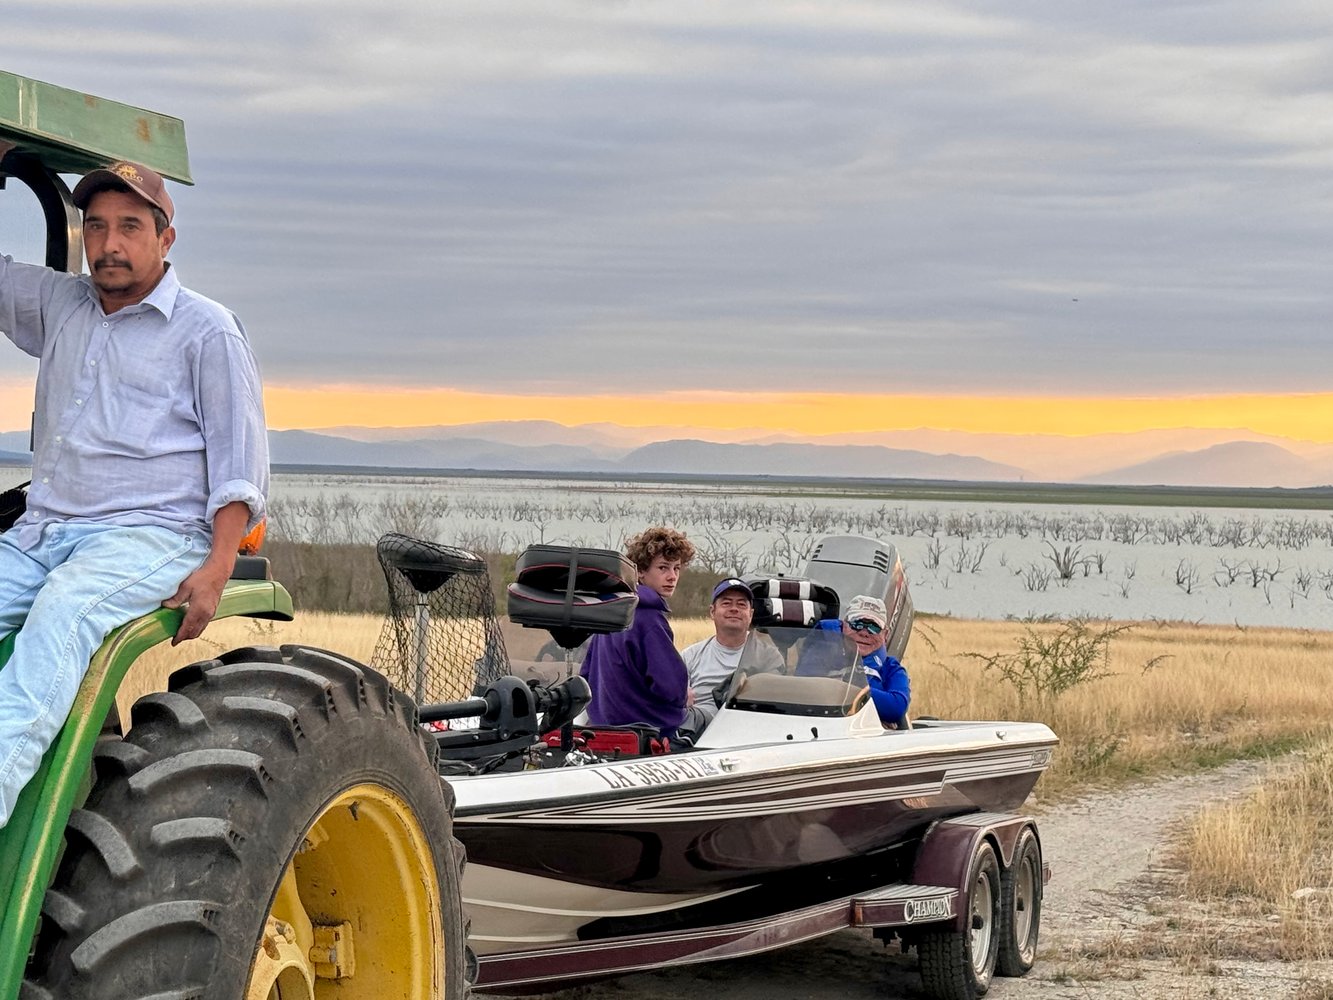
[487,757,1332,1000]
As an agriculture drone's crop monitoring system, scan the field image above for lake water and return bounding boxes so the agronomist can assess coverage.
[3,462,1328,628]
[266,471,1333,630]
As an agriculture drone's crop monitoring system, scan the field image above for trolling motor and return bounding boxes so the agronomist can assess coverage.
[422,674,591,767]
[385,541,644,769]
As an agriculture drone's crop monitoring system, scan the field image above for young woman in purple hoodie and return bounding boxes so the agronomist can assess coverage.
[580,526,695,738]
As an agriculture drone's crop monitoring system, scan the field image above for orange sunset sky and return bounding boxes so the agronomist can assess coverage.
[4,381,1331,445]
[259,386,1333,442]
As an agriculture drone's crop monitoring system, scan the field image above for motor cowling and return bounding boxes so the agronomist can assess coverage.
[800,535,914,659]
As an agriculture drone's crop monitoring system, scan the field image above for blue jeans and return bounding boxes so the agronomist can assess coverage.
[0,523,207,826]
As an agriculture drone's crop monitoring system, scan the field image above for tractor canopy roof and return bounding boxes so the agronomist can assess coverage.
[0,69,191,183]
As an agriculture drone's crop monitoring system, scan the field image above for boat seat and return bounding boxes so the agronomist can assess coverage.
[745,576,839,627]
[506,544,638,649]
[730,673,867,717]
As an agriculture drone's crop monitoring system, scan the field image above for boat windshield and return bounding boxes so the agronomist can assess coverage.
[717,626,869,718]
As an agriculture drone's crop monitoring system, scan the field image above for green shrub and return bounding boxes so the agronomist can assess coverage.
[965,616,1132,707]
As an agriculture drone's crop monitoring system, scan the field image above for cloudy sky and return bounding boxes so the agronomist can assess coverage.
[2,1,1332,442]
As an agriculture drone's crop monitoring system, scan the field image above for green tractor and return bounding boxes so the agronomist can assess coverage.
[0,71,468,999]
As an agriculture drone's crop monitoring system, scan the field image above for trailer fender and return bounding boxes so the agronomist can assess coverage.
[909,813,1041,933]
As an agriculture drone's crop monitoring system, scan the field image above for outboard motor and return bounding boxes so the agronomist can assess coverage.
[801,535,914,659]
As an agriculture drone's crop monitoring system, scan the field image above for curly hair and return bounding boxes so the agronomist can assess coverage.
[624,526,695,572]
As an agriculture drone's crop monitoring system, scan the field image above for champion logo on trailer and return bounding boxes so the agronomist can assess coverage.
[904,895,955,922]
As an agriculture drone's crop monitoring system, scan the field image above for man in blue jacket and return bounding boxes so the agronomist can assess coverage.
[813,595,911,729]
[580,527,695,738]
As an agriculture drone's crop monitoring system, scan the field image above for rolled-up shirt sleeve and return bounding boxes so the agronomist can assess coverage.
[195,318,269,532]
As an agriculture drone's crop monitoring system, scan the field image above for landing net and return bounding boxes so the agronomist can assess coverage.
[370,532,510,705]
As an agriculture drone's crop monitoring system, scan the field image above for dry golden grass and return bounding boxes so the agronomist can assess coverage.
[670,618,720,648]
[1174,739,1333,960]
[907,616,1333,800]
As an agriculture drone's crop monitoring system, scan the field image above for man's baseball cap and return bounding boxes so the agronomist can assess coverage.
[72,161,175,223]
[711,578,753,603]
[843,594,888,630]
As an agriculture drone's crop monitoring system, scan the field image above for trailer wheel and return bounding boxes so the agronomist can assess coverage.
[916,839,1001,1000]
[997,826,1042,976]
[22,645,467,999]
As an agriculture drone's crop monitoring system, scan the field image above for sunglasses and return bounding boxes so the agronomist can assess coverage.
[847,619,883,635]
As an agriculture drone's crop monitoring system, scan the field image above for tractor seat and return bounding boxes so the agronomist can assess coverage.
[230,555,271,580]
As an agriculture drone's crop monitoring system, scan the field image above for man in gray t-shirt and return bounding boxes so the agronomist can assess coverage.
[680,578,784,729]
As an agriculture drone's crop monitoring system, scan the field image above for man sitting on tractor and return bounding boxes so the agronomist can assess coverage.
[0,158,268,828]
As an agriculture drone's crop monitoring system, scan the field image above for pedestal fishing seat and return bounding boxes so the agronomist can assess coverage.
[506,544,638,652]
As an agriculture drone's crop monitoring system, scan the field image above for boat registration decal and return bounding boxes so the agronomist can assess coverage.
[594,756,722,790]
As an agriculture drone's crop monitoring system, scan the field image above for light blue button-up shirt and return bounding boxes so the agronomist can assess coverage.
[1,254,268,552]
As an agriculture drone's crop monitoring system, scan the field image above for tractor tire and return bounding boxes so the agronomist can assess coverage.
[997,826,1042,977]
[22,644,467,1000]
[916,839,1001,1000]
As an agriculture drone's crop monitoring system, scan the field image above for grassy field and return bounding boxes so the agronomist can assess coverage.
[1174,739,1333,961]
[910,615,1333,800]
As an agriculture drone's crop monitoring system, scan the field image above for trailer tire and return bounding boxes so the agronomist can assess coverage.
[916,839,1001,1000]
[22,644,467,1000]
[997,826,1042,976]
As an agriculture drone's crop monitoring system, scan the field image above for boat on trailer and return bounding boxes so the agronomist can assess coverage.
[391,534,1057,1000]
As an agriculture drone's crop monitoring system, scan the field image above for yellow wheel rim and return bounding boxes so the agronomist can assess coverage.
[246,783,445,999]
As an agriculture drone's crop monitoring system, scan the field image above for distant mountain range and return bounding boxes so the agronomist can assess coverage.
[1081,441,1329,489]
[2,423,1331,488]
[267,429,619,473]
[617,440,1023,481]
